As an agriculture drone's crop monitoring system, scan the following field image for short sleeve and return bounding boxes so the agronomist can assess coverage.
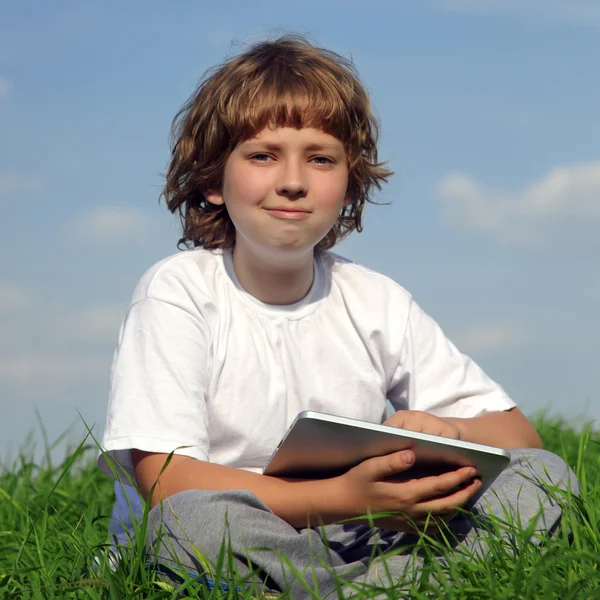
[98,297,211,481]
[388,300,516,418]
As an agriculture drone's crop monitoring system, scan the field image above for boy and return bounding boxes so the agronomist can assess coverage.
[99,35,578,597]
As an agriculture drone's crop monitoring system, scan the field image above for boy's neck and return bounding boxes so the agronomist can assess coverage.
[231,243,315,306]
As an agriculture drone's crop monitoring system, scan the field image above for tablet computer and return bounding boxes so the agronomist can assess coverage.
[263,411,511,494]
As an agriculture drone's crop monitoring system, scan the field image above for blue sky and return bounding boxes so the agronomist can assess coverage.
[1,0,599,461]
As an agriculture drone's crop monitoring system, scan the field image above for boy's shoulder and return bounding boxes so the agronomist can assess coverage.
[130,247,222,305]
[322,250,413,302]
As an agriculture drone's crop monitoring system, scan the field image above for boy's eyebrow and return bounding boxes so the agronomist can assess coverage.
[303,143,344,153]
[241,141,344,153]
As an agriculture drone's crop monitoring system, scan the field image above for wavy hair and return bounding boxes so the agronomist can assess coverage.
[162,35,393,250]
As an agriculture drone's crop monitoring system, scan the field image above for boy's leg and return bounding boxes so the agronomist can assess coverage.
[145,488,371,599]
[447,448,579,552]
[108,482,143,543]
[146,450,579,595]
[360,448,579,587]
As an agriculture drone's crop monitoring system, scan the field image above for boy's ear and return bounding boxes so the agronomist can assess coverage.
[343,194,353,208]
[205,189,225,206]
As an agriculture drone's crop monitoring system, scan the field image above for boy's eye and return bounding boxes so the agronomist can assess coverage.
[250,153,272,162]
[311,156,334,165]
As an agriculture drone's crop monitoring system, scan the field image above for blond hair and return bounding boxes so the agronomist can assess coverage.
[162,34,392,250]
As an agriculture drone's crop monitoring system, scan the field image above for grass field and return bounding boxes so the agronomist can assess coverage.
[1,414,599,599]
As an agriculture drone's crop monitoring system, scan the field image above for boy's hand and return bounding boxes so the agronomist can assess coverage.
[335,449,480,533]
[384,410,461,440]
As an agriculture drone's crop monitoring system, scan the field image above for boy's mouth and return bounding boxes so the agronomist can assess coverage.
[264,208,311,220]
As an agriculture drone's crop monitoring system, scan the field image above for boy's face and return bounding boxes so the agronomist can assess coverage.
[206,126,349,261]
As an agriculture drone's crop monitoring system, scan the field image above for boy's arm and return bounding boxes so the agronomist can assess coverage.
[131,450,346,527]
[131,448,482,532]
[385,407,542,449]
[390,300,539,449]
[447,407,542,449]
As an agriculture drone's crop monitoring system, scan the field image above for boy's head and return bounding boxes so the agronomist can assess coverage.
[162,35,392,250]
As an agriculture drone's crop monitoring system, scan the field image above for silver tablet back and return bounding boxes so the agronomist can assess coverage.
[263,411,511,493]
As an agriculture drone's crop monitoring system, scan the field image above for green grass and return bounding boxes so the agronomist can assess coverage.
[1,414,599,599]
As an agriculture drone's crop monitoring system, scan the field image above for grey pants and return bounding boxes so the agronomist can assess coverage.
[146,449,579,598]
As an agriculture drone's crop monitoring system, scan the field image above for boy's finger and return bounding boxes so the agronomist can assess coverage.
[405,466,479,503]
[415,477,481,515]
[363,450,416,480]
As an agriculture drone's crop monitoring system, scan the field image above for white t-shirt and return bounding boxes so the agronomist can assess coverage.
[98,247,515,481]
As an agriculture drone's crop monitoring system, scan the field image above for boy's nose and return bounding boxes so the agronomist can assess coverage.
[275,163,307,199]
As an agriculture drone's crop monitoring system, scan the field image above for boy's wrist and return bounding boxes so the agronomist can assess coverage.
[443,417,465,441]
[266,474,355,528]
[283,475,353,528]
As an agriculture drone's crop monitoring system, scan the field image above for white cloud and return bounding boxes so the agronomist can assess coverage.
[0,298,124,394]
[437,159,600,249]
[2,296,125,348]
[73,206,150,244]
[0,353,110,391]
[436,0,600,27]
[69,305,125,344]
[0,283,32,313]
[0,173,43,199]
[0,76,10,99]
[453,324,525,355]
